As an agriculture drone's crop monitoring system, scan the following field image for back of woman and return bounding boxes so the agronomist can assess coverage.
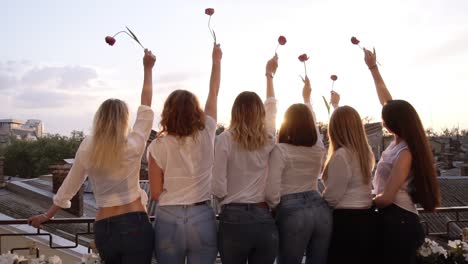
[265,76,331,264]
[322,105,377,264]
[28,50,157,264]
[147,43,222,264]
[213,55,278,264]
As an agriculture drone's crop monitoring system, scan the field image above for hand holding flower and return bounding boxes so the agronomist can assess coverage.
[302,76,311,102]
[266,54,278,78]
[364,47,377,70]
[143,49,156,70]
[330,90,340,109]
[212,43,223,64]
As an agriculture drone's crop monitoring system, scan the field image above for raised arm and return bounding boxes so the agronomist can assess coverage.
[141,49,156,107]
[266,54,278,99]
[364,48,392,106]
[205,43,223,120]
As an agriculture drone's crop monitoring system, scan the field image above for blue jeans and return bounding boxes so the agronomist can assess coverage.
[276,191,332,264]
[218,204,279,264]
[154,203,217,264]
[94,212,154,264]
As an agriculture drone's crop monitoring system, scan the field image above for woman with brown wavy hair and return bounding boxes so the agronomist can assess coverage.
[147,43,222,264]
[364,48,440,264]
[213,54,278,264]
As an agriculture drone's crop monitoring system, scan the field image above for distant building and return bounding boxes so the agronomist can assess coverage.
[0,119,44,143]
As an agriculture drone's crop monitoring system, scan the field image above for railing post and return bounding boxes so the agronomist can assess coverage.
[0,156,5,188]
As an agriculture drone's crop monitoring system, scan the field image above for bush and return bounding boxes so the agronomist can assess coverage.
[3,131,84,178]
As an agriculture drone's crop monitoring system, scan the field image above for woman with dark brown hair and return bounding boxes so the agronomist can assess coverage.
[147,43,222,264]
[364,48,440,264]
[265,76,331,264]
[213,54,278,264]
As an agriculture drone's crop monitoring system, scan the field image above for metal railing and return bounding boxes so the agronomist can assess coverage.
[1,207,467,255]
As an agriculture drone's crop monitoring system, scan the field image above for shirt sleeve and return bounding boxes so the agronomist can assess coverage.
[205,114,217,143]
[53,146,88,208]
[129,105,154,154]
[265,146,285,208]
[264,97,277,136]
[322,150,352,208]
[147,138,167,171]
[305,102,324,149]
[212,132,231,199]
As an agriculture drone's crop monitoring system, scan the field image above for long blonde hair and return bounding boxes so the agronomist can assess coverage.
[88,99,130,170]
[323,106,375,184]
[229,91,268,151]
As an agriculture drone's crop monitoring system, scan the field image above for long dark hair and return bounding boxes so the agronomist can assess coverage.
[382,100,440,211]
[278,104,317,147]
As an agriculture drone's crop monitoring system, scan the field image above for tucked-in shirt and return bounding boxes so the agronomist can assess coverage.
[265,102,326,208]
[53,105,154,208]
[322,148,373,209]
[373,140,417,214]
[212,97,277,206]
[147,115,217,206]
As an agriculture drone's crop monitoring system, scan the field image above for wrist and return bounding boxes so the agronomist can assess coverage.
[368,65,378,70]
[265,73,274,79]
[332,103,339,108]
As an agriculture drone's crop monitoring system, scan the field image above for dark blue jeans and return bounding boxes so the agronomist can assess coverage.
[94,211,154,264]
[327,208,378,264]
[377,204,425,264]
[276,191,332,264]
[218,204,279,264]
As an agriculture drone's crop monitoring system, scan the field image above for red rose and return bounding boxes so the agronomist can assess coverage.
[331,75,338,81]
[278,36,287,45]
[351,36,360,45]
[205,8,215,16]
[298,54,309,62]
[105,36,116,46]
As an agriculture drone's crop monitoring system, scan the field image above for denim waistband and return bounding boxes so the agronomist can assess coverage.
[280,190,321,202]
[95,211,148,225]
[159,200,211,209]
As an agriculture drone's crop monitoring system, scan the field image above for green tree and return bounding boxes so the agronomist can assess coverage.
[4,131,84,178]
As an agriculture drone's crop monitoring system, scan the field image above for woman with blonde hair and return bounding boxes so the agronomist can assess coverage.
[147,43,222,264]
[266,76,331,264]
[322,101,377,264]
[364,48,440,264]
[213,54,278,264]
[28,49,157,263]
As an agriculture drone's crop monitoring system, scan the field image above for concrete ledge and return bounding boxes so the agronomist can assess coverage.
[6,180,53,203]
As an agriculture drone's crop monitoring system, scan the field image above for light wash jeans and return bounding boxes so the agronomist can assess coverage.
[275,191,332,264]
[153,203,217,264]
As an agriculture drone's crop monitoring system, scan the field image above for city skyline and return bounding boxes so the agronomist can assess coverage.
[1,0,468,135]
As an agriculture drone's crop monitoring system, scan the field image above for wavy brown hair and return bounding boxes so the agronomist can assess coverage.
[323,106,375,184]
[89,99,130,170]
[229,91,268,151]
[382,100,440,211]
[278,104,317,147]
[159,90,205,138]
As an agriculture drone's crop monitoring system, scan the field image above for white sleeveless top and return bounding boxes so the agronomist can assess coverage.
[373,140,418,214]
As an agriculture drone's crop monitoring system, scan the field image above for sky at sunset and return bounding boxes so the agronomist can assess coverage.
[1,0,467,135]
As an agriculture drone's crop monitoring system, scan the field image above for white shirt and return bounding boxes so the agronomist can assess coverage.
[322,148,373,209]
[53,105,154,208]
[212,97,277,206]
[265,102,326,208]
[373,140,417,214]
[147,115,217,206]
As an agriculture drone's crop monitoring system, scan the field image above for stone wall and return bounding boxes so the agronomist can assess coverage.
[49,164,83,216]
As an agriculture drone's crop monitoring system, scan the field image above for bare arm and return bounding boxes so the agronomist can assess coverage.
[266,54,278,98]
[374,149,412,207]
[364,48,392,106]
[205,43,222,120]
[141,49,156,107]
[148,154,164,201]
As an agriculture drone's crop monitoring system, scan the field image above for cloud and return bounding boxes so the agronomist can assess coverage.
[14,90,74,108]
[21,65,98,89]
[157,71,199,84]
